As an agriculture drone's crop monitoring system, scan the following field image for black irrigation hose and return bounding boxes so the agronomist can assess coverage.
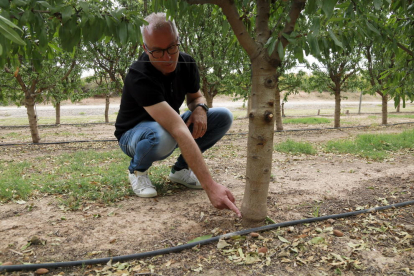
[1,199,414,273]
[1,121,414,146]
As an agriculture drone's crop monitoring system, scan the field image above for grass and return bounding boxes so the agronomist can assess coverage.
[0,149,172,209]
[274,139,317,155]
[325,128,414,160]
[283,117,331,125]
[388,114,414,119]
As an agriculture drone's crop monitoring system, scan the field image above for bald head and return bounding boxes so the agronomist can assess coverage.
[141,12,179,44]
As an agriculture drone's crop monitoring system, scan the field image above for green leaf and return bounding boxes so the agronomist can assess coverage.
[0,0,10,9]
[119,21,128,45]
[265,36,277,56]
[373,0,382,9]
[310,16,320,36]
[277,42,284,61]
[0,20,26,45]
[307,33,320,56]
[187,234,213,244]
[328,29,343,48]
[322,0,336,18]
[0,15,23,31]
[306,0,317,14]
[366,21,381,35]
[61,6,73,24]
[37,1,52,9]
[0,43,2,55]
[12,0,26,7]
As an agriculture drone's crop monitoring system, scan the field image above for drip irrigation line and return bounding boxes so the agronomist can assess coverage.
[1,122,413,147]
[0,122,116,129]
[1,199,413,273]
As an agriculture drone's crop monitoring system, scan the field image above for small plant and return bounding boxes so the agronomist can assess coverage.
[274,139,317,155]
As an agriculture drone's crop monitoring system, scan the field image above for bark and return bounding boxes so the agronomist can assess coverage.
[334,87,341,128]
[105,95,110,123]
[396,99,401,112]
[275,81,283,131]
[55,101,61,125]
[25,92,40,143]
[241,60,276,227]
[381,93,388,125]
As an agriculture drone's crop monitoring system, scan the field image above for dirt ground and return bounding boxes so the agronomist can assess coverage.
[0,95,413,275]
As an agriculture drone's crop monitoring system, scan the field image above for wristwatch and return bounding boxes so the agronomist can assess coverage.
[196,103,209,112]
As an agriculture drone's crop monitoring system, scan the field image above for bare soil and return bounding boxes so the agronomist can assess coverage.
[0,95,413,276]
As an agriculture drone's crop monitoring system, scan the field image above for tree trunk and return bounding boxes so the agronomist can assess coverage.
[241,60,276,227]
[274,83,283,131]
[334,88,341,128]
[205,92,213,108]
[25,95,40,143]
[55,101,61,125]
[202,78,213,108]
[105,95,110,123]
[381,93,388,125]
[396,98,401,112]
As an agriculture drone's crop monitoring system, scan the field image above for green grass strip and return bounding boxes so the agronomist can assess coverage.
[283,117,331,125]
[0,149,171,208]
[274,139,317,155]
[325,128,414,160]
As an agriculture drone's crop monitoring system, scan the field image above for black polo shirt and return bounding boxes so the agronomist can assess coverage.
[114,52,200,141]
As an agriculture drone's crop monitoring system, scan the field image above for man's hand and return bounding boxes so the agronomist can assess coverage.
[186,107,207,139]
[204,182,242,218]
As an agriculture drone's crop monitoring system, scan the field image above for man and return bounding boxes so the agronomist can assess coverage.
[114,12,241,217]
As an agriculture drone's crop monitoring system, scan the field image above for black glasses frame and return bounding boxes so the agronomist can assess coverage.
[144,42,180,59]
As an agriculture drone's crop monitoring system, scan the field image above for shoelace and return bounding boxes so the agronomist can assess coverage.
[182,169,197,184]
[135,175,155,191]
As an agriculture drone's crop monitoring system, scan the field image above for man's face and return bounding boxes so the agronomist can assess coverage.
[143,25,179,75]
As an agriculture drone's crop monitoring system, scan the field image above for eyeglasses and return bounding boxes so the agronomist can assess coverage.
[144,42,180,59]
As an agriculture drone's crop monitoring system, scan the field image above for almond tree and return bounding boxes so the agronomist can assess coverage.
[0,0,145,142]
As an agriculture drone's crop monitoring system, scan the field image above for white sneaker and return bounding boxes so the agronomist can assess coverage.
[129,170,157,198]
[168,168,203,189]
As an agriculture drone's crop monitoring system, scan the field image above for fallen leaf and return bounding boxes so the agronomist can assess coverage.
[217,239,231,249]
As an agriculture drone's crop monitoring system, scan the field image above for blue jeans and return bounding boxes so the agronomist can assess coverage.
[118,107,233,173]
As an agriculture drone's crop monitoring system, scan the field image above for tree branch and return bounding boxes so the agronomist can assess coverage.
[186,0,257,58]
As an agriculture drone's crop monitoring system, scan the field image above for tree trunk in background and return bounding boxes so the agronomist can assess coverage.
[205,91,213,108]
[381,93,388,125]
[396,98,401,112]
[105,95,110,123]
[275,81,283,131]
[25,94,40,143]
[241,60,276,227]
[334,87,341,128]
[55,101,61,125]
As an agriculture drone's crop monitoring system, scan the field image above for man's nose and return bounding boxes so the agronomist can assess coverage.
[161,50,171,60]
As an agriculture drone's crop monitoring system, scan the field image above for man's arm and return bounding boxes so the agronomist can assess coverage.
[185,90,208,139]
[144,101,241,217]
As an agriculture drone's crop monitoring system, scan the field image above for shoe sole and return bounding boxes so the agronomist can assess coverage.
[168,176,203,189]
[135,192,157,198]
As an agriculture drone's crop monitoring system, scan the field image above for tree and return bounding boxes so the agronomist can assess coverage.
[155,0,309,226]
[177,5,250,107]
[84,40,139,123]
[306,50,361,128]
[0,0,145,142]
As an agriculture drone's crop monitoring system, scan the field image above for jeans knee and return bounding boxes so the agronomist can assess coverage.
[154,128,177,157]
